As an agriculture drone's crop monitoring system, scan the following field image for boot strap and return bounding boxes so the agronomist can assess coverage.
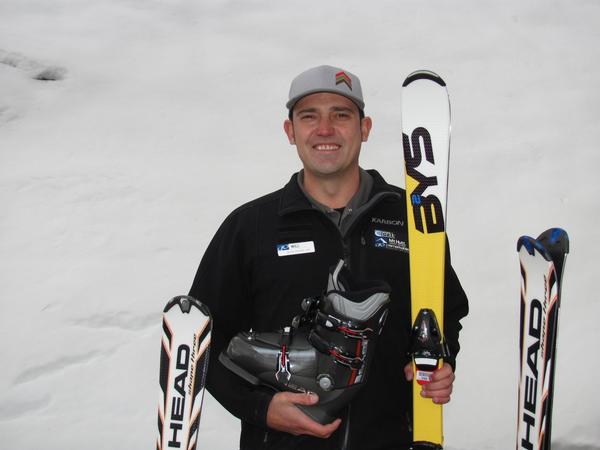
[275,327,292,384]
[315,311,374,338]
[308,330,364,369]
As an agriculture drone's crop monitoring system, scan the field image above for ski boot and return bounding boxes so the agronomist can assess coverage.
[219,260,391,424]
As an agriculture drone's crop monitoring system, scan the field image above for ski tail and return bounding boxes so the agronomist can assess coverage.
[515,229,569,450]
[157,296,211,450]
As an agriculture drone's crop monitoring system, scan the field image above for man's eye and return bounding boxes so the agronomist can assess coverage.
[335,112,350,119]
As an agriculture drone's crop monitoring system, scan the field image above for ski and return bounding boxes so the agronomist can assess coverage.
[402,70,451,449]
[157,295,212,450]
[516,228,569,450]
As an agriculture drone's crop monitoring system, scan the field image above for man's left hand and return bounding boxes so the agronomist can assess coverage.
[403,362,455,405]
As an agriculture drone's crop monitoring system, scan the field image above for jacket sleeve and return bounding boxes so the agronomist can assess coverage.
[189,208,273,428]
[443,237,469,370]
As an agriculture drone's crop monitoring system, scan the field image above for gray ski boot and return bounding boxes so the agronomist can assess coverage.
[219,260,391,424]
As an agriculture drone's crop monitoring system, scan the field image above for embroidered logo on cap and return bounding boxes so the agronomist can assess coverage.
[335,71,352,90]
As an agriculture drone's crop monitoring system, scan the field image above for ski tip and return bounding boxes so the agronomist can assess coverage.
[517,235,552,260]
[537,228,570,254]
[402,70,446,87]
[517,235,535,255]
[163,295,211,317]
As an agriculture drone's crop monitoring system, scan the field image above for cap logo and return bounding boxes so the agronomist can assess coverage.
[335,71,352,90]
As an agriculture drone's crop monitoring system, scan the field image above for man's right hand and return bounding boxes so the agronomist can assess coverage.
[266,391,342,438]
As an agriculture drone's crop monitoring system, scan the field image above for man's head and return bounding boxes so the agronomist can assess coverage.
[284,65,371,183]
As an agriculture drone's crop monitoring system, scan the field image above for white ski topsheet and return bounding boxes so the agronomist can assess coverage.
[401,70,451,225]
[158,297,211,450]
[516,241,557,450]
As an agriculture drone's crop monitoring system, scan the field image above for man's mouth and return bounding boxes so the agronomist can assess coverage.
[313,144,340,151]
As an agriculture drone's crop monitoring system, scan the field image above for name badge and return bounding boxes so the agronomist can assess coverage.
[277,241,315,257]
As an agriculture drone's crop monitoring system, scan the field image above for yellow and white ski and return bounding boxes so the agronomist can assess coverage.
[402,70,450,450]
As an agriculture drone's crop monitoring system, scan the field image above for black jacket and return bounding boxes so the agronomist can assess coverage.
[189,170,468,450]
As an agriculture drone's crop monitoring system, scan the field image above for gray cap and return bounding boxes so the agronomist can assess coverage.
[286,65,364,111]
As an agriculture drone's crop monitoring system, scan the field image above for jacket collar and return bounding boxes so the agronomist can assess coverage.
[278,169,397,217]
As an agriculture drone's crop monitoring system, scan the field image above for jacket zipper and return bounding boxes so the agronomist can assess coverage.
[305,192,401,449]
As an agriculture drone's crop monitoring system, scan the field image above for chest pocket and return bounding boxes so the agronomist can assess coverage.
[369,225,409,254]
[251,223,331,329]
[275,225,316,257]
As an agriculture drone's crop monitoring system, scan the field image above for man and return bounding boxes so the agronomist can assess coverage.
[189,65,468,449]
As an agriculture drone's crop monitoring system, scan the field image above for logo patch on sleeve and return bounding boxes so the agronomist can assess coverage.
[373,230,408,253]
[277,241,315,257]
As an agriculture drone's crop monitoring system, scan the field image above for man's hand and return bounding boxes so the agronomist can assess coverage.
[404,361,455,404]
[266,391,341,438]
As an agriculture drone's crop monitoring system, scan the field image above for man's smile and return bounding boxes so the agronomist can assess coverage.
[313,144,341,151]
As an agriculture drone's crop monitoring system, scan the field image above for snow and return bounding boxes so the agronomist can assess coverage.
[1,0,599,448]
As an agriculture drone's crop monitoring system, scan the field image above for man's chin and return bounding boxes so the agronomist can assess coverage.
[305,166,358,180]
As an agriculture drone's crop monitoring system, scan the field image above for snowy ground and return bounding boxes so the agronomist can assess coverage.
[1,1,599,448]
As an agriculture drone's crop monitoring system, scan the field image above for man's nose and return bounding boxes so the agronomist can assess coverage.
[316,117,334,136]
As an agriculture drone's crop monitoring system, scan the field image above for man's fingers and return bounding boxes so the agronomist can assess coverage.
[403,362,413,381]
[431,395,451,405]
[431,368,456,381]
[422,364,454,391]
[321,418,342,437]
[422,383,452,396]
[423,376,454,392]
[269,391,341,439]
[420,384,452,403]
[431,365,455,382]
[284,391,319,406]
[420,363,454,401]
[301,417,342,439]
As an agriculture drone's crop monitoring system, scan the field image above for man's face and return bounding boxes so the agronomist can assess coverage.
[284,92,372,181]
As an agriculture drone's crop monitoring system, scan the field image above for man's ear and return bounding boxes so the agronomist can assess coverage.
[361,116,372,142]
[283,119,295,144]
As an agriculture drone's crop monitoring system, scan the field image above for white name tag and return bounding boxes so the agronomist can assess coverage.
[277,241,315,257]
